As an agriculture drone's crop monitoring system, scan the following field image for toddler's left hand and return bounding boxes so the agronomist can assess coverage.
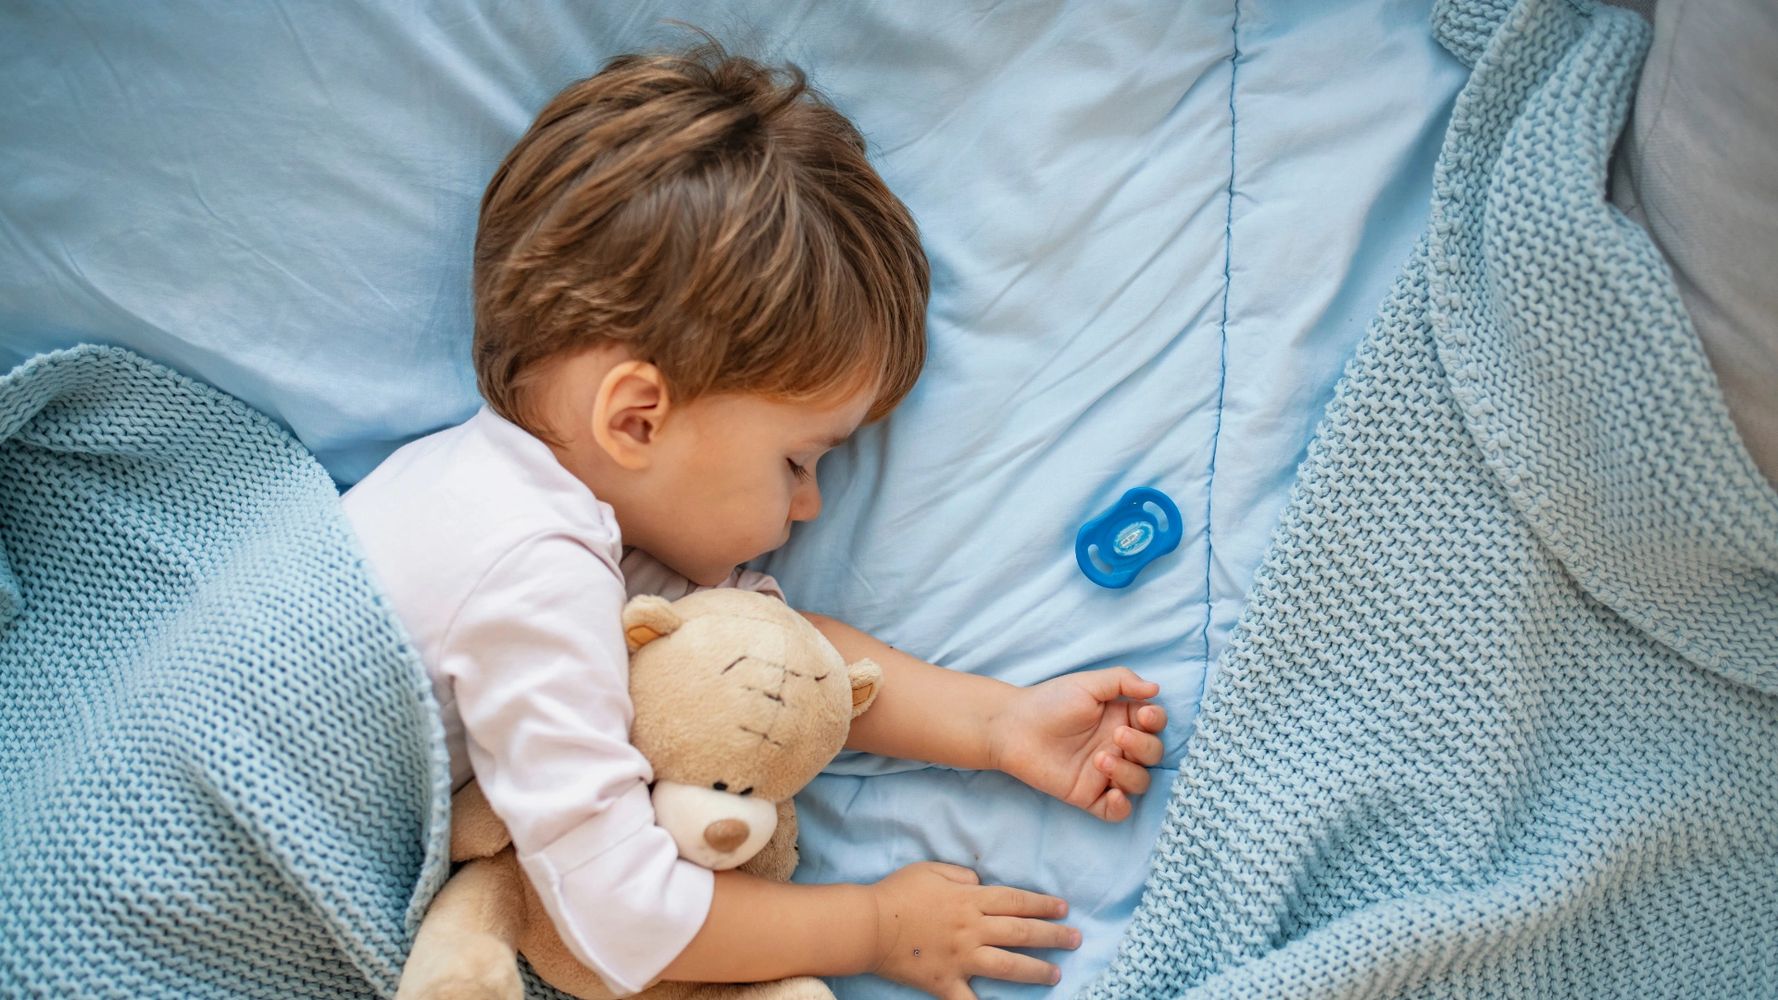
[987,668,1167,822]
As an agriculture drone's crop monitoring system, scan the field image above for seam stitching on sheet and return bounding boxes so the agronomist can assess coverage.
[1199,0,1239,700]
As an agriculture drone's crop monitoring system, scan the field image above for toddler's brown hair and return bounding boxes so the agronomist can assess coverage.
[472,40,929,434]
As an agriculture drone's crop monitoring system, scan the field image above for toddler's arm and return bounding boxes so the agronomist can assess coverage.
[805,613,1168,822]
[663,862,1076,996]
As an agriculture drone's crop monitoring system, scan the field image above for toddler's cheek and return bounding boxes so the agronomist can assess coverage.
[757,521,793,557]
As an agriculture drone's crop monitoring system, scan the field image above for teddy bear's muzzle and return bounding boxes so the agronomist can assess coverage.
[650,782,778,870]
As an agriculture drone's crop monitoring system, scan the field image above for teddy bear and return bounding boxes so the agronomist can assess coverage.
[396,588,881,1000]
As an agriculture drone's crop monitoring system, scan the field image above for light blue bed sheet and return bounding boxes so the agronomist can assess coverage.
[0,2,1463,995]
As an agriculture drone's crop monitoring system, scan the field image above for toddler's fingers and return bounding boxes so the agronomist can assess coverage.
[1081,667,1160,704]
[1136,702,1169,733]
[978,885,1068,919]
[939,985,978,1000]
[1115,725,1164,767]
[1110,667,1160,701]
[1089,786,1132,823]
[971,947,1062,987]
[981,916,1081,952]
[1095,751,1152,797]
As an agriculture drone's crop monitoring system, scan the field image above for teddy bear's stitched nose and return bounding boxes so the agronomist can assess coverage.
[703,818,750,854]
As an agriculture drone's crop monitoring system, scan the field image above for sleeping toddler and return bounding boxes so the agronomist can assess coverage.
[343,42,1167,1000]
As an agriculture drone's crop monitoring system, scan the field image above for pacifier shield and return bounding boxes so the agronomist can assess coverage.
[1074,487,1183,588]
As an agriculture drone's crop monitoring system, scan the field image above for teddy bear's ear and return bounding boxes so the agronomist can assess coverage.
[622,595,684,652]
[847,658,883,719]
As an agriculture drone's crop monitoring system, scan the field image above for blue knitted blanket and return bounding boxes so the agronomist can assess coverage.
[1087,0,1778,996]
[0,346,451,997]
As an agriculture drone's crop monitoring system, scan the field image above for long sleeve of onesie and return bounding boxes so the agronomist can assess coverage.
[443,533,712,996]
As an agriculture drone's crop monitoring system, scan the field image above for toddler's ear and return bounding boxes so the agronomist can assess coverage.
[593,360,669,470]
[847,659,883,719]
[623,595,684,652]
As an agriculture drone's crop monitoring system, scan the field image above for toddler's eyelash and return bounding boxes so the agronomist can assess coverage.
[787,459,812,482]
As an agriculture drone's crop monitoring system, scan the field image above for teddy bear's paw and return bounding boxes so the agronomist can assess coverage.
[395,932,523,1000]
[734,976,835,1000]
[778,977,837,1000]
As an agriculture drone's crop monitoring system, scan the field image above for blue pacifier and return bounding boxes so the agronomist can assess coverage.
[1074,487,1183,589]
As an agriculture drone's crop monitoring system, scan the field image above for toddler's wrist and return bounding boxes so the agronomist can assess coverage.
[845,881,892,978]
[981,681,1024,776]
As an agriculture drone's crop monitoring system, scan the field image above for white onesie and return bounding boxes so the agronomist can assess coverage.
[342,405,780,996]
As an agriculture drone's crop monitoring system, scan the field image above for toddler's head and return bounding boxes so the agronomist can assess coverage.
[471,40,928,585]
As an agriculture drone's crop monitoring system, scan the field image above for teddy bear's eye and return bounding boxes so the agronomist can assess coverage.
[739,787,754,797]
[712,781,728,792]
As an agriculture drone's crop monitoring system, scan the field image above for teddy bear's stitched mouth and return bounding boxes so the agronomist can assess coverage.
[724,656,832,748]
[737,725,786,748]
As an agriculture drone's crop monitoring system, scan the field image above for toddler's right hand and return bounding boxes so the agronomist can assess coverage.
[867,862,1079,999]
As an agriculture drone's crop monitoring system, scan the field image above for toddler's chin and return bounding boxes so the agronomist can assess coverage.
[649,550,733,589]
[694,556,751,588]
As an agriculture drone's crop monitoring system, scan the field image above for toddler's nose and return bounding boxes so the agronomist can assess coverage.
[703,818,750,854]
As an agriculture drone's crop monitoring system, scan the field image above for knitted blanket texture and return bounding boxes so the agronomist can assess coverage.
[1086,0,1778,997]
[0,347,451,997]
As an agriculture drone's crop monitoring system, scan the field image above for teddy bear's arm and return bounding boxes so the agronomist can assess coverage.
[736,799,800,884]
[450,780,515,862]
[397,851,528,1000]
